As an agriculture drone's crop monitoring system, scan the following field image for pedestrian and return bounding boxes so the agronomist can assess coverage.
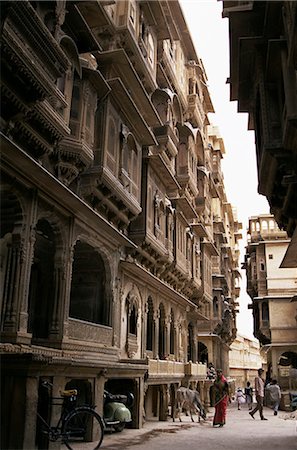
[249,368,268,420]
[207,362,216,380]
[212,369,230,427]
[235,387,245,410]
[266,379,281,415]
[244,381,253,410]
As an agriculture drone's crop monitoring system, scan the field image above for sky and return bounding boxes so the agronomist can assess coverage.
[180,0,270,339]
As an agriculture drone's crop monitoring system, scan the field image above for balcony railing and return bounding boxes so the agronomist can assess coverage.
[148,359,185,377]
[148,359,207,379]
[185,362,207,378]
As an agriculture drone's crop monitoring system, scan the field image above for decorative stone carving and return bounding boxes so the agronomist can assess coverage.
[126,332,138,358]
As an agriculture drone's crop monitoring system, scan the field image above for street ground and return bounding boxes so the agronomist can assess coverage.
[101,403,297,450]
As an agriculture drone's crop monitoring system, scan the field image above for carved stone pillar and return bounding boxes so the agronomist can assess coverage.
[94,372,106,417]
[135,377,144,429]
[164,316,170,358]
[23,376,39,450]
[1,234,22,334]
[61,243,75,340]
[159,384,169,421]
[205,381,211,410]
[49,262,65,340]
[193,331,198,363]
[154,310,159,359]
[18,226,36,339]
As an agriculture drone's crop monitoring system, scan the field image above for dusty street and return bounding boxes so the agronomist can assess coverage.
[102,403,297,450]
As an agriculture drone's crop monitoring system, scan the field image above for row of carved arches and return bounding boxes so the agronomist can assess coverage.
[124,289,181,360]
[124,286,205,362]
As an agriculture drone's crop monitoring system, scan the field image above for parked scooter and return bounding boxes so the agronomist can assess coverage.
[103,390,134,432]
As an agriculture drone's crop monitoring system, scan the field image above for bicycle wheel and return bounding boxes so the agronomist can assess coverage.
[62,407,104,450]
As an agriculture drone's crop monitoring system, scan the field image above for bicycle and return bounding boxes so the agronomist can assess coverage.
[36,381,104,450]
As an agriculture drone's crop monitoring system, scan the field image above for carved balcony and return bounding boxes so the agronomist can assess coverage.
[148,359,185,381]
[185,362,207,378]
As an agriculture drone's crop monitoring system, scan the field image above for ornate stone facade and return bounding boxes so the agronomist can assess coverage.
[1,2,241,448]
[222,1,297,268]
[243,214,297,397]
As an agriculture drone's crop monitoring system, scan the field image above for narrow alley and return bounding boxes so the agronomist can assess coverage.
[102,403,296,450]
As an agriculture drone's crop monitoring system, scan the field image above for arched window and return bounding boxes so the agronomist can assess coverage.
[158,303,166,359]
[187,322,195,362]
[262,220,268,231]
[126,293,138,337]
[170,309,175,355]
[198,341,208,364]
[69,242,110,326]
[147,32,155,66]
[28,219,55,338]
[278,352,297,369]
[69,78,81,138]
[129,304,137,335]
[0,188,24,333]
[213,296,219,318]
[106,117,117,175]
[128,134,139,198]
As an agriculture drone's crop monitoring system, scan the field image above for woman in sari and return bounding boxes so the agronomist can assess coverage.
[212,369,229,427]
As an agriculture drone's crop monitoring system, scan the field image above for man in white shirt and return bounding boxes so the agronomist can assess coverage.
[249,368,268,420]
[266,379,282,415]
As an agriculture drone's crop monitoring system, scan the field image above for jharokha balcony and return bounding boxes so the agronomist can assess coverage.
[148,358,207,380]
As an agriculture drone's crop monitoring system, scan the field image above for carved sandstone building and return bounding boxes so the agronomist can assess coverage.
[244,214,297,402]
[222,0,297,408]
[1,2,241,448]
[222,1,297,267]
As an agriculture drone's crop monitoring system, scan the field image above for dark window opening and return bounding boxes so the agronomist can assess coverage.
[70,84,80,120]
[158,304,166,359]
[262,302,269,322]
[28,219,55,338]
[213,296,219,318]
[129,304,137,335]
[169,310,175,355]
[146,298,154,351]
[187,322,195,362]
[198,341,208,365]
[69,242,110,326]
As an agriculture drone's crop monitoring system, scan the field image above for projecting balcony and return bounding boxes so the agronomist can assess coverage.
[187,93,205,129]
[147,359,207,381]
[148,359,185,380]
[185,361,207,378]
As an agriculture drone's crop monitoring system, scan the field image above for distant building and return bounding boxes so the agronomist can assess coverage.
[243,214,297,398]
[229,334,263,389]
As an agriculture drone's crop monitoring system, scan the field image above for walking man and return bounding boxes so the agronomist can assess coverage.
[266,379,281,415]
[249,368,268,420]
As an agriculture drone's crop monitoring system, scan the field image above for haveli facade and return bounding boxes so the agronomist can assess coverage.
[243,214,297,407]
[0,1,241,448]
[222,1,297,268]
[222,0,297,412]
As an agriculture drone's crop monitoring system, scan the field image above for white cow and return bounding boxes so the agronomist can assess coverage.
[174,387,206,423]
